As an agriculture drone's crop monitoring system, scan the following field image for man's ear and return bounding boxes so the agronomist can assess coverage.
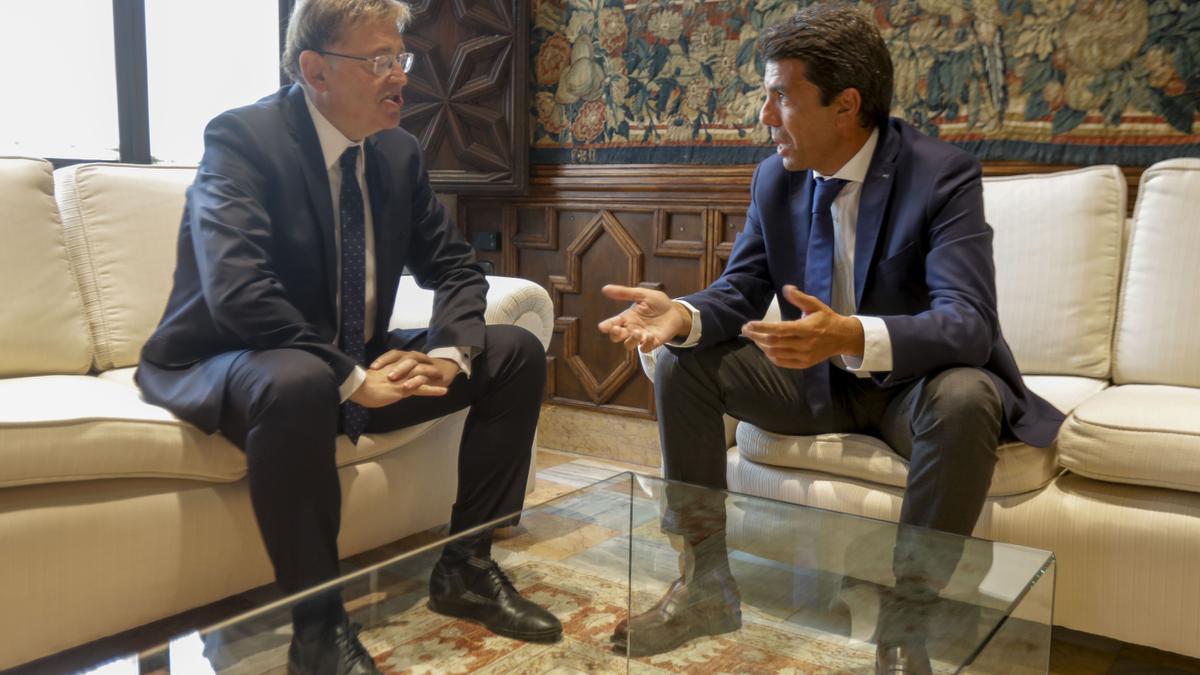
[298,50,327,92]
[835,87,863,125]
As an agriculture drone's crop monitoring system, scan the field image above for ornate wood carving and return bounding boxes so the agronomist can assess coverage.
[549,211,643,406]
[400,0,527,194]
[458,161,1146,418]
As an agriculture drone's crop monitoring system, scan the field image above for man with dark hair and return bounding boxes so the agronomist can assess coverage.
[137,0,560,672]
[598,2,1062,666]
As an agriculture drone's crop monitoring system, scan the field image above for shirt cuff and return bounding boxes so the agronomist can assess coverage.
[843,315,893,374]
[339,365,367,403]
[668,300,703,348]
[428,346,473,379]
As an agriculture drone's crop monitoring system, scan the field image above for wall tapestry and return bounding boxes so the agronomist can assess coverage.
[530,0,1200,165]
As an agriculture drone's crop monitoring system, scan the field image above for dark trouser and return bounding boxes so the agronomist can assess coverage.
[655,339,1003,655]
[216,324,545,620]
[654,337,1003,538]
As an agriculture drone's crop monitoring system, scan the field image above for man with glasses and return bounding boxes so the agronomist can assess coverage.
[314,47,414,76]
[136,1,560,672]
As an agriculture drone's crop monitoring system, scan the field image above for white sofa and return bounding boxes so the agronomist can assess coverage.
[644,159,1200,658]
[0,157,555,670]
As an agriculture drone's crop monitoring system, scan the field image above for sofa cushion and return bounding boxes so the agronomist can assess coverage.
[734,375,1104,497]
[0,370,457,488]
[0,157,92,377]
[1022,374,1108,415]
[735,426,1056,498]
[97,368,457,473]
[983,166,1126,379]
[54,163,197,371]
[1058,384,1200,494]
[0,374,245,487]
[1113,158,1200,387]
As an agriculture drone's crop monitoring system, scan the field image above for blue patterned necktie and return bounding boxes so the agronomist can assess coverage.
[338,146,369,443]
[802,176,849,420]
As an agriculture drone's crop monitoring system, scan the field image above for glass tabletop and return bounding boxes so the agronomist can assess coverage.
[92,473,1054,674]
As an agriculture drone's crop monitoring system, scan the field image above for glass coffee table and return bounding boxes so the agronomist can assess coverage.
[94,473,1054,674]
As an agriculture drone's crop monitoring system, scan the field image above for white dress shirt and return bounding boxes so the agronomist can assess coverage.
[304,95,471,402]
[674,128,894,375]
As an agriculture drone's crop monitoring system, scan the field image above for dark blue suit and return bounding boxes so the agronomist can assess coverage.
[137,85,487,434]
[136,85,544,602]
[679,118,1062,448]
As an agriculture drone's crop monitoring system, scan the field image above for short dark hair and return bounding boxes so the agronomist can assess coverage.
[757,2,893,129]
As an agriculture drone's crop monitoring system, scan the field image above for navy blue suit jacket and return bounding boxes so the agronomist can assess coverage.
[136,85,487,434]
[679,118,1063,447]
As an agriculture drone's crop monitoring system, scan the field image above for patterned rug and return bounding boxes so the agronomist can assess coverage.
[213,559,891,674]
[366,561,892,674]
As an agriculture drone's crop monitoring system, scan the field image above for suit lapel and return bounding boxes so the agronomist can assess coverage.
[283,85,339,315]
[853,122,900,308]
[365,138,396,338]
[364,136,393,259]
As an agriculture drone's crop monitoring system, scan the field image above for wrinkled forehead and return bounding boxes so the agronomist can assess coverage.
[328,15,405,52]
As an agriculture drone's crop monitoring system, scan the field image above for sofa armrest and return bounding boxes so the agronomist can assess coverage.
[389,275,554,351]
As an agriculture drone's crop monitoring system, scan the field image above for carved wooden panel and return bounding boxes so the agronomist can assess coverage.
[708,207,746,285]
[549,210,643,406]
[458,169,747,417]
[458,161,1145,418]
[400,0,527,194]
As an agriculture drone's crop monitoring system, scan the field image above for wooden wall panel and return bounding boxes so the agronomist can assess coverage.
[458,161,1144,418]
[400,0,527,194]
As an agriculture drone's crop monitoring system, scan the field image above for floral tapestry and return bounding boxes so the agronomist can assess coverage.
[530,0,1200,165]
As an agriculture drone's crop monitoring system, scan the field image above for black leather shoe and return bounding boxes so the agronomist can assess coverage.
[611,568,742,657]
[287,616,381,675]
[428,556,563,642]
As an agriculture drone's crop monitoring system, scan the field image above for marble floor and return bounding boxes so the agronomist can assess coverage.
[13,448,1200,674]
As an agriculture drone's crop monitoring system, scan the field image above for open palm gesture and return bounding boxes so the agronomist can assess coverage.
[597,285,691,353]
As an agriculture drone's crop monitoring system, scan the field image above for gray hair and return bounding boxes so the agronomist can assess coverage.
[282,0,412,84]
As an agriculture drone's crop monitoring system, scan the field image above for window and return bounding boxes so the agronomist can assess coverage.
[145,0,281,163]
[0,0,291,165]
[0,2,121,159]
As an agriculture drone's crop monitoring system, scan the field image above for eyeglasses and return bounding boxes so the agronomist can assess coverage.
[315,50,414,76]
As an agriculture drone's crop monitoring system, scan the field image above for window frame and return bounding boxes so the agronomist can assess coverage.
[47,0,295,168]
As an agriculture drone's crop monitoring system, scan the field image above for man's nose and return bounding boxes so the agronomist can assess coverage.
[385,60,408,84]
[759,99,776,125]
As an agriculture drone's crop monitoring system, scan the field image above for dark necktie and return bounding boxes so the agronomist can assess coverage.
[338,146,369,443]
[802,176,849,420]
